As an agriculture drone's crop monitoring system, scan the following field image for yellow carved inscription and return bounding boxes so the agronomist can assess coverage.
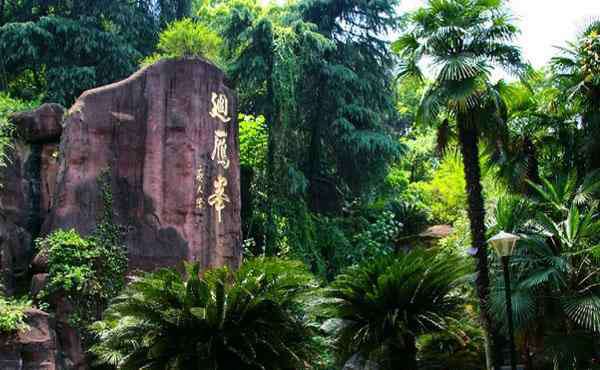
[211,130,230,169]
[208,175,230,223]
[209,92,231,123]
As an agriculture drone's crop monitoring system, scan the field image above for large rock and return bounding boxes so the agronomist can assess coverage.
[0,104,64,294]
[11,103,64,143]
[43,58,242,271]
[0,308,58,370]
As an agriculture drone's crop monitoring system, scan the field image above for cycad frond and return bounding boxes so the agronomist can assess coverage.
[91,258,318,370]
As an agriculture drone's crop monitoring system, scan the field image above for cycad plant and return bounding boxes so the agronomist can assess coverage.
[90,258,318,370]
[393,1,527,365]
[324,249,470,369]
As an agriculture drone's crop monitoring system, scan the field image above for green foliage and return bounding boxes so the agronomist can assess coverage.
[385,200,430,239]
[351,210,401,262]
[487,172,600,368]
[36,229,127,329]
[142,18,222,66]
[413,150,466,223]
[239,113,267,168]
[91,258,319,370]
[0,93,39,178]
[0,0,175,105]
[417,314,485,370]
[551,20,600,173]
[0,16,142,105]
[37,170,126,339]
[437,211,471,255]
[0,295,31,333]
[324,249,471,369]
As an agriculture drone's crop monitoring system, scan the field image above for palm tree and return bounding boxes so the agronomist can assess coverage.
[324,249,470,369]
[552,20,600,174]
[393,0,527,366]
[90,258,318,370]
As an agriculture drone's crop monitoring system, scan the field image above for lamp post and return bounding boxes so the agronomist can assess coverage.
[488,231,520,370]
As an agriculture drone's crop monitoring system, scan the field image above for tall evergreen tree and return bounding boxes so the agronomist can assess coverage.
[208,0,402,254]
[0,0,177,105]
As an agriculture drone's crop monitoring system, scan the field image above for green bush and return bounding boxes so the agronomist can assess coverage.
[0,295,32,333]
[239,113,268,168]
[0,93,39,180]
[36,185,127,339]
[91,258,320,370]
[323,249,470,369]
[141,18,222,66]
[351,210,401,262]
[386,199,430,238]
[37,228,127,327]
[412,150,466,223]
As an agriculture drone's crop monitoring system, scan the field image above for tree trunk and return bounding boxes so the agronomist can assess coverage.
[264,61,277,256]
[308,117,322,211]
[175,0,191,19]
[457,116,499,369]
[390,335,418,370]
[0,0,5,26]
[523,136,540,194]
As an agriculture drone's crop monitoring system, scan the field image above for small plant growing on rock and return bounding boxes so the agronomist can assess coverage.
[141,18,222,66]
[0,295,31,333]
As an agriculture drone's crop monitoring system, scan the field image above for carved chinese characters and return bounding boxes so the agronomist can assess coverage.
[209,93,231,123]
[198,92,233,223]
[207,175,230,222]
[211,130,230,169]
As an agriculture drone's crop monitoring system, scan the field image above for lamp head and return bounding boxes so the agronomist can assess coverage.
[488,231,520,257]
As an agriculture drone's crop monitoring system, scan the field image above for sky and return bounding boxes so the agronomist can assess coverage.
[398,0,600,68]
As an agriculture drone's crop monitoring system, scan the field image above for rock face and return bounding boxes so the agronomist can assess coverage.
[0,309,58,370]
[0,104,64,294]
[1,58,241,370]
[43,58,242,271]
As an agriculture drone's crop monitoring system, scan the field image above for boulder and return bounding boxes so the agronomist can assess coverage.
[43,58,242,271]
[30,273,48,298]
[11,103,64,143]
[343,354,380,370]
[0,308,58,370]
[0,104,64,295]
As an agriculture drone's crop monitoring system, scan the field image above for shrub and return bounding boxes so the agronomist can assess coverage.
[385,199,430,238]
[91,258,320,370]
[0,93,39,181]
[0,295,31,333]
[323,249,470,369]
[141,18,222,66]
[36,227,126,333]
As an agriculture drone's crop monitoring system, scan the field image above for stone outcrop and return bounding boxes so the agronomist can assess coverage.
[42,58,242,271]
[0,104,64,294]
[1,58,242,370]
[0,309,58,370]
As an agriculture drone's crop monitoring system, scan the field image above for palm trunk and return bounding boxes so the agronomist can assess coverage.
[523,136,540,195]
[457,115,499,369]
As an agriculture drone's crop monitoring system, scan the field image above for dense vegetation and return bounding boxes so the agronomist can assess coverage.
[1,0,600,369]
